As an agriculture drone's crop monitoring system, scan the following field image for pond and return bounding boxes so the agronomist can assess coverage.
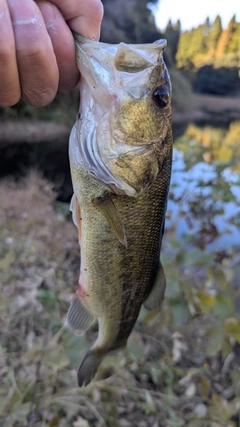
[168,122,240,252]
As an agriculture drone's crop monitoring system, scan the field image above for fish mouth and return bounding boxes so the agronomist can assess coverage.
[73,32,167,80]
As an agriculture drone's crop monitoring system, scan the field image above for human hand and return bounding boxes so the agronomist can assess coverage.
[0,0,103,107]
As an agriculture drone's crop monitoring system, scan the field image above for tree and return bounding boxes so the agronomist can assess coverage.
[176,29,195,69]
[100,0,161,44]
[176,14,240,70]
[227,20,240,54]
[164,19,181,64]
[204,17,211,36]
[176,24,208,69]
[215,15,236,57]
[207,15,222,54]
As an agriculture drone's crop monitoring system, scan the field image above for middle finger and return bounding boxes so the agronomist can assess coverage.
[7,0,59,107]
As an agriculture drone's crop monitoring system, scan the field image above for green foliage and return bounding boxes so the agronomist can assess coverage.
[207,15,222,54]
[175,30,195,69]
[228,21,240,54]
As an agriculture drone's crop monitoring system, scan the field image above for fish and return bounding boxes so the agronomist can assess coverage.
[68,32,173,387]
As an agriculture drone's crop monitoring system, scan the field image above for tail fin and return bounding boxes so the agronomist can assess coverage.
[78,349,104,387]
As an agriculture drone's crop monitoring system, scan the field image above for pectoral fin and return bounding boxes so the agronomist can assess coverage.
[92,194,128,248]
[144,262,166,310]
[70,194,82,243]
[67,296,95,335]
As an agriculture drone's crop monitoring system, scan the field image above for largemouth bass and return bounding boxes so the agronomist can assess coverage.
[68,33,172,387]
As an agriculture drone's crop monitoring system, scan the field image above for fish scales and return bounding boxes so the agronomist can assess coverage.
[111,158,172,344]
[68,34,173,386]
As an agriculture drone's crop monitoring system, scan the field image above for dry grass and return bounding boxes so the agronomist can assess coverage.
[0,171,240,427]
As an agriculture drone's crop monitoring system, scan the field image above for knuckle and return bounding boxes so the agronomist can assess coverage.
[19,42,48,63]
[94,0,104,21]
[84,0,104,22]
[23,86,57,107]
[18,42,59,106]
[0,45,14,65]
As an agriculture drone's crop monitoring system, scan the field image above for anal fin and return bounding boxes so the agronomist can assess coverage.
[67,295,95,335]
[92,194,127,248]
[144,262,166,310]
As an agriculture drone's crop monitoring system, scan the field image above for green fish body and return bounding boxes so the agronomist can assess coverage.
[68,34,172,386]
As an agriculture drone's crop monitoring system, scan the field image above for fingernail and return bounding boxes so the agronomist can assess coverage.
[7,0,40,25]
[37,2,57,31]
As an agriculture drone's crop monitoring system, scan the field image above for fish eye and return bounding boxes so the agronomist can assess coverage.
[153,85,170,109]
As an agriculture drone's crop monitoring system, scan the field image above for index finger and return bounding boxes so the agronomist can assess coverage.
[47,0,103,40]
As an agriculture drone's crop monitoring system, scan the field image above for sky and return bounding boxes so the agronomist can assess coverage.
[154,0,239,31]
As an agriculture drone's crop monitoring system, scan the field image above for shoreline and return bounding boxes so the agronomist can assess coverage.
[0,94,240,146]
